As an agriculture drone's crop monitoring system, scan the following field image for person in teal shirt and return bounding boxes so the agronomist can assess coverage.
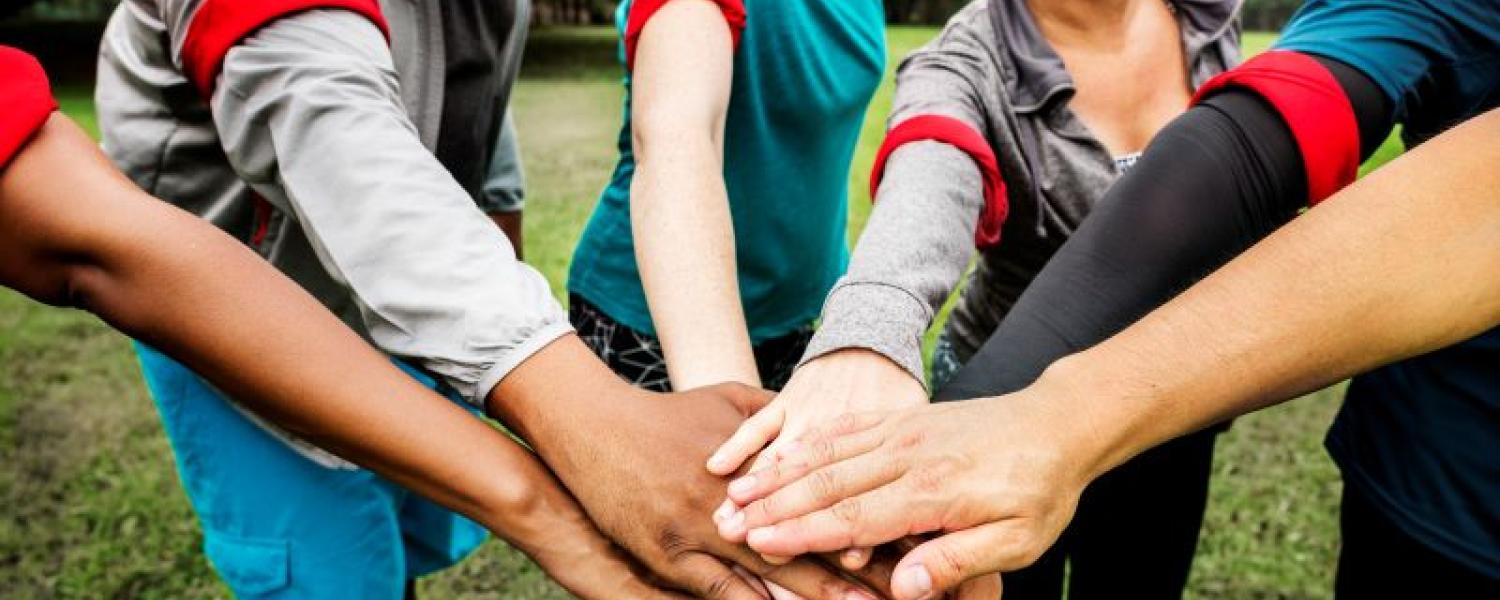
[568,0,886,392]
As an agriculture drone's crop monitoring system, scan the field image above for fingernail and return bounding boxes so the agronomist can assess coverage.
[707,452,729,472]
[895,564,933,600]
[746,526,776,546]
[713,500,735,523]
[728,475,757,497]
[724,510,745,531]
[844,590,877,600]
[842,547,866,567]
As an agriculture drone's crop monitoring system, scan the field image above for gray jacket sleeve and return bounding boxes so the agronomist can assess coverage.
[210,10,569,405]
[800,12,997,385]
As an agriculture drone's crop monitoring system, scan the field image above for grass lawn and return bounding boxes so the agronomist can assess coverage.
[0,28,1401,598]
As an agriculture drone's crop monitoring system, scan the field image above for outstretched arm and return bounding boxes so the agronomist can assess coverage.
[716,107,1500,599]
[0,110,673,599]
[1031,106,1500,476]
[629,0,758,390]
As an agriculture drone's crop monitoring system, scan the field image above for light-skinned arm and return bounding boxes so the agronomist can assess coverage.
[0,114,674,600]
[720,108,1500,599]
[630,0,760,390]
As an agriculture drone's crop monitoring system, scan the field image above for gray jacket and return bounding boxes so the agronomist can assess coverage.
[96,0,564,407]
[804,0,1241,384]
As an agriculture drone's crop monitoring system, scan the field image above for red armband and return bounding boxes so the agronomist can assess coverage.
[1191,51,1360,205]
[180,0,391,97]
[870,115,1009,249]
[0,46,58,170]
[624,0,747,72]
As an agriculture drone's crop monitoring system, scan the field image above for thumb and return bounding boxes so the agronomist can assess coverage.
[891,522,1030,600]
[726,383,778,416]
[707,400,785,475]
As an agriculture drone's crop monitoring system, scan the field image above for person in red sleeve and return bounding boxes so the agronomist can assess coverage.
[89,0,895,597]
[717,0,1500,597]
[0,45,672,600]
[707,1,1241,596]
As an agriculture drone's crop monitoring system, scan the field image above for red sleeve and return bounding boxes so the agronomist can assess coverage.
[1191,50,1360,206]
[870,115,1010,250]
[624,0,747,72]
[179,0,391,97]
[0,46,58,171]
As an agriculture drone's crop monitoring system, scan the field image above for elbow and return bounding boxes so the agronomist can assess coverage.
[0,244,99,311]
[630,109,725,169]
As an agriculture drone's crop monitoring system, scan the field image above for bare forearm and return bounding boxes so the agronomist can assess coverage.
[629,0,755,389]
[0,116,552,538]
[1045,109,1500,480]
[632,151,759,388]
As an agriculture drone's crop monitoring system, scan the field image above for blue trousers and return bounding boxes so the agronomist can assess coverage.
[134,344,487,598]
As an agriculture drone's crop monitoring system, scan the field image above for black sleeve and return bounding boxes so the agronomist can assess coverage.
[934,57,1392,402]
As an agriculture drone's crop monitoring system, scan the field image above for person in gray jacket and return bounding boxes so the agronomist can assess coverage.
[93,1,890,599]
[710,0,1242,597]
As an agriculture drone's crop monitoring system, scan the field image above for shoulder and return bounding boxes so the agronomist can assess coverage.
[927,1,1002,55]
[900,0,1007,79]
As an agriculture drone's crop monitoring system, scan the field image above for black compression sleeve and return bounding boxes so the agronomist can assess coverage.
[934,58,1391,402]
[1319,57,1393,160]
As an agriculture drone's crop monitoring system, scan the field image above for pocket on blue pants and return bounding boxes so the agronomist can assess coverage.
[205,532,290,597]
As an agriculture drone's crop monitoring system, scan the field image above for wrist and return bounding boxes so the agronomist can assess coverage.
[487,334,641,456]
[805,347,922,387]
[668,358,761,391]
[1022,354,1160,485]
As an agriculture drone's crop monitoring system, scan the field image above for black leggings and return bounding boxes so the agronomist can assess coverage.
[934,57,1391,599]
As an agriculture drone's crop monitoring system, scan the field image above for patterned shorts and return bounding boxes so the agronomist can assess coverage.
[569,294,812,392]
[928,331,966,394]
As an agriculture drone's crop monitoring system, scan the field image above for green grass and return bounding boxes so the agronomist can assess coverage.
[1,28,1400,598]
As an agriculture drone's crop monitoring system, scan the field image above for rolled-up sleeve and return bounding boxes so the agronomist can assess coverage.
[208,10,569,405]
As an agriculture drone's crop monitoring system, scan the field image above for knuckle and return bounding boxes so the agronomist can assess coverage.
[809,438,838,464]
[830,498,863,527]
[807,469,842,503]
[894,429,927,451]
[657,528,697,562]
[751,495,780,522]
[760,460,784,484]
[703,572,738,600]
[909,467,948,496]
[830,413,863,435]
[932,543,971,582]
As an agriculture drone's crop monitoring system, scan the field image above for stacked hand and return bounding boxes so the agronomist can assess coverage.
[491,337,899,599]
[707,348,929,569]
[703,348,1000,599]
[711,380,1100,599]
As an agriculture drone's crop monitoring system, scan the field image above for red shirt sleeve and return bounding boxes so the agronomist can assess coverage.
[1191,50,1361,206]
[871,115,1010,250]
[0,46,58,170]
[179,0,391,97]
[624,0,747,72]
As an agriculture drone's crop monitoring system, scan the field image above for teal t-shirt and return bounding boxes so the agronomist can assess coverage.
[567,0,886,344]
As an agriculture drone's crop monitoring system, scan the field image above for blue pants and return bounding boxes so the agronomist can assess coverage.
[134,344,487,598]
